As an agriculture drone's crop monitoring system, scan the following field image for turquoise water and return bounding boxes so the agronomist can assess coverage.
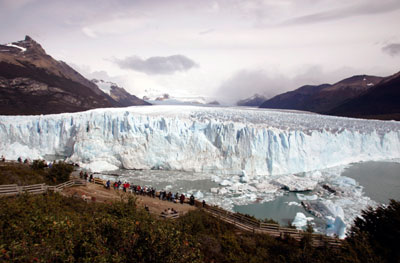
[233,161,399,226]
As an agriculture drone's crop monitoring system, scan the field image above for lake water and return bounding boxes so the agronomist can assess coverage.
[233,161,399,228]
[96,160,399,232]
[341,161,400,204]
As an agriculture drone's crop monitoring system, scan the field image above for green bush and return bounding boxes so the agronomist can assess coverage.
[0,194,202,262]
[343,200,400,263]
[46,161,74,184]
[31,159,47,170]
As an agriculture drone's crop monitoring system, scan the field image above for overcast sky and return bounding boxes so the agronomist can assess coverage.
[1,0,399,104]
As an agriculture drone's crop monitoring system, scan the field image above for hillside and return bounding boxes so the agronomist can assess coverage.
[92,79,150,107]
[0,36,148,115]
[328,71,400,120]
[237,94,268,107]
[259,75,383,113]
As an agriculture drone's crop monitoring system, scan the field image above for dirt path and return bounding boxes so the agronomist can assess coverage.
[62,182,197,216]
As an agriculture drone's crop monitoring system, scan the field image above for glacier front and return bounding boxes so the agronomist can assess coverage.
[0,105,399,176]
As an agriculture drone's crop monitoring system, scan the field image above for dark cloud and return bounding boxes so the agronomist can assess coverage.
[382,43,400,57]
[113,55,198,74]
[281,1,400,25]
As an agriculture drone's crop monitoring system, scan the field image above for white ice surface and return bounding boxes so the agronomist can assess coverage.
[1,106,399,176]
[292,212,314,230]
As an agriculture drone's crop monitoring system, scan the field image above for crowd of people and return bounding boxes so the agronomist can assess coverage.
[78,170,208,211]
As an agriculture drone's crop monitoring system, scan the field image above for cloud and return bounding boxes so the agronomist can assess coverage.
[382,43,400,57]
[280,0,400,25]
[113,55,199,75]
[215,66,359,105]
[82,27,97,38]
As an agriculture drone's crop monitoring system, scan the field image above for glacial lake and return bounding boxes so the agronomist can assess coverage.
[233,161,400,226]
[96,160,399,231]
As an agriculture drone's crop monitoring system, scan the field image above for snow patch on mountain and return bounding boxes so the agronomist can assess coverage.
[6,43,26,52]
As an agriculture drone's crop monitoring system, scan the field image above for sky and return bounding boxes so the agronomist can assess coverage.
[1,0,400,104]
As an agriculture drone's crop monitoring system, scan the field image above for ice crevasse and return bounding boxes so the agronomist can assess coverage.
[0,105,399,175]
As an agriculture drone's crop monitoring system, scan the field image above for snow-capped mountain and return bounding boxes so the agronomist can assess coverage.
[92,79,150,107]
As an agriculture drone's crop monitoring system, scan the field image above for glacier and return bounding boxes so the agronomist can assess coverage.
[0,105,399,176]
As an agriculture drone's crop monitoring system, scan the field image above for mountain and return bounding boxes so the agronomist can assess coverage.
[327,71,400,120]
[237,94,268,107]
[0,36,148,115]
[91,79,150,107]
[259,75,384,113]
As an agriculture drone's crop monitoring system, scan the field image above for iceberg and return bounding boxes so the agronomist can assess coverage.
[0,105,399,177]
[274,175,319,191]
[326,216,346,239]
[292,212,314,230]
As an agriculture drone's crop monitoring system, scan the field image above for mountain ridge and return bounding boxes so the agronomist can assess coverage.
[258,73,399,119]
[0,36,148,115]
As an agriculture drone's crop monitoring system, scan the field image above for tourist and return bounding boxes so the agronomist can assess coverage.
[123,182,127,192]
[180,194,185,204]
[89,174,93,183]
[105,180,110,189]
[113,182,118,190]
[189,194,195,206]
[84,172,88,181]
[1,155,5,162]
[17,157,22,163]
[79,171,83,179]
[202,200,206,208]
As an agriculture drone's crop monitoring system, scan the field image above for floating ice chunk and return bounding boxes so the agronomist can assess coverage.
[211,175,222,183]
[287,201,301,206]
[210,187,219,193]
[220,179,233,186]
[165,185,172,190]
[218,188,228,195]
[292,212,314,230]
[326,216,346,239]
[194,190,204,199]
[333,176,357,187]
[297,193,318,201]
[80,161,119,173]
[255,181,278,193]
[274,175,318,191]
[323,200,344,219]
[240,170,249,183]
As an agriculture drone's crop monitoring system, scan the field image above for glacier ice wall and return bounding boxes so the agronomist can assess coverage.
[0,106,399,175]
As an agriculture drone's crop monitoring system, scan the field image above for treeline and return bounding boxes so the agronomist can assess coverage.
[0,192,399,262]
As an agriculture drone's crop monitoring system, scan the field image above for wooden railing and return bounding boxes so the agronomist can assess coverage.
[0,179,87,197]
[201,203,342,248]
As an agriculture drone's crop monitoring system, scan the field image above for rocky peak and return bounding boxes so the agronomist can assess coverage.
[17,35,46,54]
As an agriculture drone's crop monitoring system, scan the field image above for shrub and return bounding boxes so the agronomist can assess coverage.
[46,161,74,184]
